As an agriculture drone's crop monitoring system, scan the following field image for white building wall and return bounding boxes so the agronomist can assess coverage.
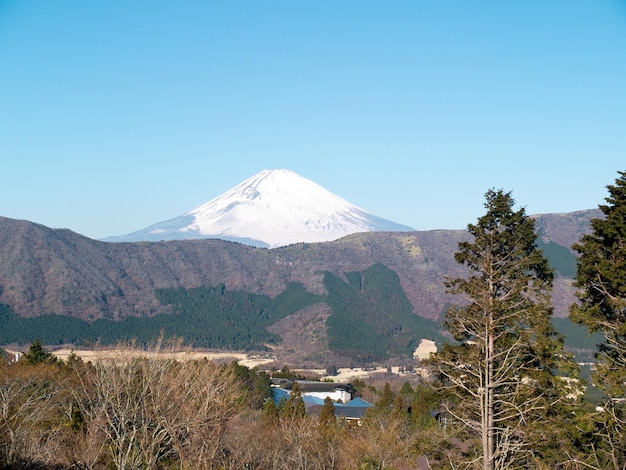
[304,389,351,403]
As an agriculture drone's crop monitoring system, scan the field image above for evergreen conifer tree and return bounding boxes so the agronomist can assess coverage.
[23,339,54,365]
[399,381,414,397]
[319,396,336,427]
[391,394,406,419]
[375,382,394,414]
[430,189,578,470]
[262,398,279,422]
[570,171,626,466]
[281,382,306,419]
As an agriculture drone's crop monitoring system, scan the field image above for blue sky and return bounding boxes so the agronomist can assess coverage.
[1,1,625,239]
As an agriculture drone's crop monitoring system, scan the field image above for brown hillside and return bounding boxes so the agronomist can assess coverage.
[0,210,597,322]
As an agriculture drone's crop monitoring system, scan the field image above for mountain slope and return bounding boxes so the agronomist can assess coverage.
[0,216,464,321]
[104,169,414,247]
[0,209,601,362]
[0,209,598,324]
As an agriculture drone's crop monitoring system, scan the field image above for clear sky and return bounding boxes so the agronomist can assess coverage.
[1,1,625,240]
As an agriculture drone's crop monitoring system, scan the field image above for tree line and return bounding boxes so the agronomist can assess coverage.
[427,171,626,468]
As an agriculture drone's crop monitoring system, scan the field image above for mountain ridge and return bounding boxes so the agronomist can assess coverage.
[0,208,600,324]
[0,209,602,363]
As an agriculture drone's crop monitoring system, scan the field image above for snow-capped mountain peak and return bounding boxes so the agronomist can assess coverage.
[105,169,413,247]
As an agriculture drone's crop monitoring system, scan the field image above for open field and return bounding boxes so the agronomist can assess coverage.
[48,349,418,381]
[52,348,276,369]
[5,347,274,369]
[5,346,428,382]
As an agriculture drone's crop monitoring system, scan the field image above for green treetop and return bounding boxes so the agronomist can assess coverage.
[23,339,54,365]
[430,189,578,470]
[570,171,626,467]
[571,171,626,392]
[281,382,306,419]
[319,396,336,427]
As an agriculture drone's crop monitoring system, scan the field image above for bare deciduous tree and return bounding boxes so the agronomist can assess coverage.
[159,359,244,469]
[0,362,69,467]
[74,341,245,469]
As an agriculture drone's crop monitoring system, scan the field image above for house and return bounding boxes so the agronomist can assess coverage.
[270,379,374,425]
[306,397,374,426]
[270,379,354,403]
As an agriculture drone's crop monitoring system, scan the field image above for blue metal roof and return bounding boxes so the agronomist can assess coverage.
[344,397,374,408]
[271,387,290,405]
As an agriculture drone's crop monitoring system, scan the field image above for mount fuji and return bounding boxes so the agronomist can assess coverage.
[104,169,414,248]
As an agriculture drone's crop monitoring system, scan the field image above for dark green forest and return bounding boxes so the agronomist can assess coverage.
[324,263,441,361]
[0,283,321,351]
[0,262,598,362]
[536,236,578,278]
[0,264,444,361]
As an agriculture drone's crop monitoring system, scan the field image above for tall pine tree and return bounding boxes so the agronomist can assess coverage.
[431,189,578,470]
[280,382,307,419]
[570,170,626,466]
[23,339,54,365]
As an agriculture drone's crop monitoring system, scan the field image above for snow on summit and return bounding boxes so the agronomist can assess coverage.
[105,169,413,247]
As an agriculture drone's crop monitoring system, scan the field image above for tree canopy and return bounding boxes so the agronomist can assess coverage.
[23,339,54,365]
[430,189,578,470]
[570,170,626,466]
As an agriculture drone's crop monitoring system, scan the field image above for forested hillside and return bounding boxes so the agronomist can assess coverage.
[0,209,600,363]
[0,210,597,322]
[0,265,445,363]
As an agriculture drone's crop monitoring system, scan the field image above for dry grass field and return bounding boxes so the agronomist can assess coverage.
[6,342,433,382]
[50,347,275,368]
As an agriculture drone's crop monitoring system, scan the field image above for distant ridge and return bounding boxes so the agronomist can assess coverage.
[104,169,414,247]
[0,208,599,348]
